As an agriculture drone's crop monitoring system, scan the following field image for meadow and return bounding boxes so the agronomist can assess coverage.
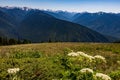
[0,43,120,80]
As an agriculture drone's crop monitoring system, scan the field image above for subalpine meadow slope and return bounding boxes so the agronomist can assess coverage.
[0,43,120,80]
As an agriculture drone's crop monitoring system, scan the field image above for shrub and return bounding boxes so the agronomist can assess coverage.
[110,70,120,80]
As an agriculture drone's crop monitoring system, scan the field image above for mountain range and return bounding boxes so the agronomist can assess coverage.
[45,11,120,39]
[0,6,119,42]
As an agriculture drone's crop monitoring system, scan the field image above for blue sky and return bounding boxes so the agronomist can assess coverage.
[0,0,120,13]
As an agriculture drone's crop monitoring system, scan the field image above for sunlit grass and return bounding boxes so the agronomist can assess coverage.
[0,43,120,79]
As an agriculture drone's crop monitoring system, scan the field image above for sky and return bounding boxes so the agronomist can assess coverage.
[0,0,120,13]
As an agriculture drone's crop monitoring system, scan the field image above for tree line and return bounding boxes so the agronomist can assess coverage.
[0,37,31,45]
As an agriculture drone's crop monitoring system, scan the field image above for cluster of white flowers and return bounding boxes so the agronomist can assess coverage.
[67,51,111,80]
[94,55,106,63]
[80,68,93,73]
[67,52,79,57]
[7,68,20,74]
[80,68,111,80]
[77,51,94,60]
[68,51,106,63]
[96,73,111,80]
[68,51,94,60]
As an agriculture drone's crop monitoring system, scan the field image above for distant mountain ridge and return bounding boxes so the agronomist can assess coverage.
[18,10,108,42]
[72,12,120,39]
[0,6,114,42]
[44,10,76,22]
[44,10,120,39]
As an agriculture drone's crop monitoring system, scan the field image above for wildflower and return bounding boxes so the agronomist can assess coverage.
[76,51,86,55]
[80,68,93,73]
[94,55,106,63]
[96,73,111,80]
[77,51,94,60]
[117,60,120,64]
[7,68,20,74]
[68,52,79,57]
[94,55,105,60]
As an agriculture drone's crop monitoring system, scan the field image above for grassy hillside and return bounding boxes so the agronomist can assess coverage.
[0,43,120,80]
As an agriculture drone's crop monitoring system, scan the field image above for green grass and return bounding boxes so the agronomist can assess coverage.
[0,43,120,80]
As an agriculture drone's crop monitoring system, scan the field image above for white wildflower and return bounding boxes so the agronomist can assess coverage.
[68,52,79,57]
[77,51,94,60]
[94,55,106,62]
[88,55,94,59]
[80,68,93,73]
[96,73,111,80]
[117,60,120,64]
[7,68,20,74]
[76,51,86,55]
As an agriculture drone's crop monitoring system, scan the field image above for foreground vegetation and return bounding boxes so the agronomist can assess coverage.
[0,43,120,80]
